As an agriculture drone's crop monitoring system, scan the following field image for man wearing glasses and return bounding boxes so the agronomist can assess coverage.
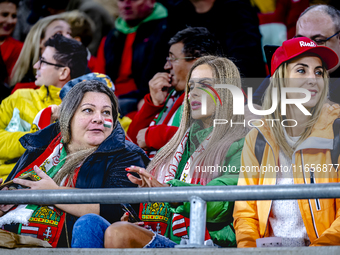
[295,5,340,74]
[127,27,221,157]
[295,5,340,104]
[0,34,87,181]
[253,4,340,105]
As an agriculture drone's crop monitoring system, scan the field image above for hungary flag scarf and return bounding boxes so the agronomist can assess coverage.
[0,134,68,247]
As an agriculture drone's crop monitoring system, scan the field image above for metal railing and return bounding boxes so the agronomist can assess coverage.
[1,183,340,247]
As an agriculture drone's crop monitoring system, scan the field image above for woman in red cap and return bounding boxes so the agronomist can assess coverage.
[233,37,340,247]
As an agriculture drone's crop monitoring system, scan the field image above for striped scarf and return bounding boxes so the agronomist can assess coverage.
[159,128,213,242]
[0,134,72,247]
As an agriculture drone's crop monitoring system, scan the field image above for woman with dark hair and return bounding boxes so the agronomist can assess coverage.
[0,0,22,101]
[0,80,149,247]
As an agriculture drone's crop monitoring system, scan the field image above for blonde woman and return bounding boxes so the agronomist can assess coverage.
[10,14,72,91]
[233,37,340,247]
[59,10,96,71]
[60,10,94,49]
[71,56,248,248]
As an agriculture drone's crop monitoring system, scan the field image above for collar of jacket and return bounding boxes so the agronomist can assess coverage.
[253,104,340,158]
[38,85,61,101]
[20,121,127,153]
[188,121,213,152]
[115,2,168,34]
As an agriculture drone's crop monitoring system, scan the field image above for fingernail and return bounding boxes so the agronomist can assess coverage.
[125,212,129,215]
[127,173,131,177]
[149,177,152,180]
[125,167,130,171]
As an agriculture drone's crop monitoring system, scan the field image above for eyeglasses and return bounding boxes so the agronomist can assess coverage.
[38,57,65,69]
[295,31,340,46]
[166,56,196,64]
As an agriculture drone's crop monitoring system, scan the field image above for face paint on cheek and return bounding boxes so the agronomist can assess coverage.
[198,87,218,106]
[104,119,112,128]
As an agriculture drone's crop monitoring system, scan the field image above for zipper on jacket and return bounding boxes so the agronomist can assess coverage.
[310,169,321,211]
[301,151,319,238]
[253,126,275,238]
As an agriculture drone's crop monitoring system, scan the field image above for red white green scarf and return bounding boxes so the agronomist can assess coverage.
[0,134,71,247]
[148,90,181,159]
[158,128,212,242]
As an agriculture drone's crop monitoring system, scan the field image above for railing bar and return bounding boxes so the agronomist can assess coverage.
[0,184,340,204]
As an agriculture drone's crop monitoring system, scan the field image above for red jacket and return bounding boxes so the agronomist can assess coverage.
[0,37,23,80]
[127,92,184,150]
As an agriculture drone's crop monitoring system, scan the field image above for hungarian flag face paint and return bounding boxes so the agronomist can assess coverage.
[104,119,112,128]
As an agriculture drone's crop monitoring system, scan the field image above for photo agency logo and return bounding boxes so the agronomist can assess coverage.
[199,84,312,128]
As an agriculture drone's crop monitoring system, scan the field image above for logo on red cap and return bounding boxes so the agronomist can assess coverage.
[299,41,316,47]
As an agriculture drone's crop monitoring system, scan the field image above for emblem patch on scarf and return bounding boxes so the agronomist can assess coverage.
[20,206,65,247]
[140,202,172,236]
[0,134,66,247]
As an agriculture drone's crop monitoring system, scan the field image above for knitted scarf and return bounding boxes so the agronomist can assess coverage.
[0,134,76,247]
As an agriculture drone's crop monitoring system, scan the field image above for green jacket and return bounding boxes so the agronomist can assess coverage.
[166,122,245,247]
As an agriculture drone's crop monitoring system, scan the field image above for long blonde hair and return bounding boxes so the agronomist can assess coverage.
[59,10,94,47]
[10,15,68,86]
[262,55,329,157]
[147,56,248,184]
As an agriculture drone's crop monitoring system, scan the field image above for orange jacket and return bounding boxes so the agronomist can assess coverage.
[233,104,340,247]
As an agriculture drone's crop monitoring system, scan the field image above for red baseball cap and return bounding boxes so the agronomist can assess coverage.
[271,37,339,76]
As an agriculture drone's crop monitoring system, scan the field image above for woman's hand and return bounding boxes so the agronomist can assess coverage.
[125,166,170,188]
[0,179,15,216]
[13,166,59,190]
[120,211,145,228]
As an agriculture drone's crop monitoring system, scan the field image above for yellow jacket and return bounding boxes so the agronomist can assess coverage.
[0,85,62,180]
[233,104,340,247]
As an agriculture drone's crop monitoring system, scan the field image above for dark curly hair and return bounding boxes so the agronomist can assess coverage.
[168,27,222,59]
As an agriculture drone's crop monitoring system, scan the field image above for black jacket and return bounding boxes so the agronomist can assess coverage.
[6,122,150,246]
[167,0,266,80]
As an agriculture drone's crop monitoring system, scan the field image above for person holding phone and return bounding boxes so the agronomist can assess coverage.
[71,55,248,248]
[0,80,148,247]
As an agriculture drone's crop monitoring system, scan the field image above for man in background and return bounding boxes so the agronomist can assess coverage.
[0,34,87,180]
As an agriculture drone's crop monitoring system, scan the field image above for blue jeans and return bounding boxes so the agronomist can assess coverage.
[71,213,177,248]
[71,214,110,248]
[144,232,177,248]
